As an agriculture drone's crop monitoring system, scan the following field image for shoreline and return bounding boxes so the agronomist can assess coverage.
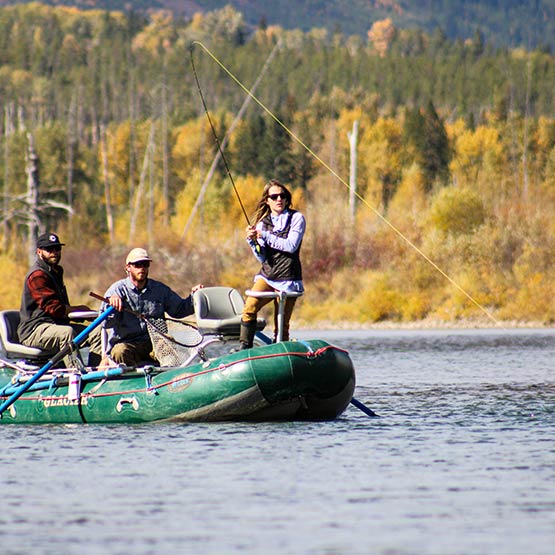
[293,318,552,331]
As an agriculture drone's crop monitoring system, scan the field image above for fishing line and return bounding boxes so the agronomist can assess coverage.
[190,41,501,326]
[189,43,252,226]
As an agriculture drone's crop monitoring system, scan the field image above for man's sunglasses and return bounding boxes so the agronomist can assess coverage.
[129,261,150,268]
[42,246,62,252]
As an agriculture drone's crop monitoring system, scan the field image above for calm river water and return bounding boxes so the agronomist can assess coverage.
[1,328,554,555]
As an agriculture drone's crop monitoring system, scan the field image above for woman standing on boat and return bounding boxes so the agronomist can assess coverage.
[240,179,306,349]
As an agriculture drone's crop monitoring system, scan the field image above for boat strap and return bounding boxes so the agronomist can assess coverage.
[87,378,107,395]
[140,368,156,393]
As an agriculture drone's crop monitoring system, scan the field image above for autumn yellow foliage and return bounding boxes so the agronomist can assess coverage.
[368,18,396,57]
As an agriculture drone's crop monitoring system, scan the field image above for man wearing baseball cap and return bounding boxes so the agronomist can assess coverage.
[102,247,203,366]
[18,232,103,366]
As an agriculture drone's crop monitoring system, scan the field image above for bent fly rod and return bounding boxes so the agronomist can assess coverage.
[189,42,251,227]
[189,40,501,327]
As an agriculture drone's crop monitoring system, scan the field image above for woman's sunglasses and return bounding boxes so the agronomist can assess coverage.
[268,193,287,201]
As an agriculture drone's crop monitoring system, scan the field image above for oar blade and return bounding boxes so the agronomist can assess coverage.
[351,397,380,418]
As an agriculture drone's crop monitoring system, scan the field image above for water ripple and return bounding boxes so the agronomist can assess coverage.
[1,329,555,555]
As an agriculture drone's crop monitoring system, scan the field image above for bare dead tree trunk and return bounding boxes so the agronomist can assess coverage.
[66,92,77,212]
[522,56,532,201]
[148,136,155,250]
[347,120,359,223]
[128,69,137,213]
[329,119,336,171]
[2,103,14,250]
[129,122,155,243]
[26,133,41,266]
[100,123,115,245]
[100,63,115,247]
[17,105,25,132]
[161,81,170,227]
[76,84,85,143]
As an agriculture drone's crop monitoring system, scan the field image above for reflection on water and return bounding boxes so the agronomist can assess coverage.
[1,328,554,555]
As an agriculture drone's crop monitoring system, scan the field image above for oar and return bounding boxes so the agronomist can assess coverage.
[351,397,380,418]
[0,306,115,417]
[0,366,131,397]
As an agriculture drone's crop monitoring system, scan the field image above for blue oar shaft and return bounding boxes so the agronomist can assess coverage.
[0,366,128,397]
[351,397,379,417]
[0,306,115,416]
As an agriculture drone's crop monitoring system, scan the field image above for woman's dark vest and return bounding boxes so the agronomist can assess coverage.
[260,210,303,281]
[18,258,70,342]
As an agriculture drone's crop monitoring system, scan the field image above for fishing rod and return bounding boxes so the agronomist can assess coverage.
[183,40,282,240]
[190,40,501,327]
[189,43,252,227]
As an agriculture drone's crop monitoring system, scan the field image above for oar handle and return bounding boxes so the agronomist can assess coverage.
[90,291,109,304]
[0,306,116,417]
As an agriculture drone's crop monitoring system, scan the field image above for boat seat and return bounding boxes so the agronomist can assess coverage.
[193,287,265,338]
[0,310,50,361]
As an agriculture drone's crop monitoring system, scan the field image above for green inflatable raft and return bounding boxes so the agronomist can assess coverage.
[0,339,355,424]
[0,287,362,424]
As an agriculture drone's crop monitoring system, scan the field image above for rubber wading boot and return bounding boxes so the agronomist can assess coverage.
[239,320,257,350]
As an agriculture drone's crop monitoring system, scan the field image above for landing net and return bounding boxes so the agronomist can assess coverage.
[145,318,200,367]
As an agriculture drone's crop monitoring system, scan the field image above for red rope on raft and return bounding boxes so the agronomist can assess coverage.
[1,345,347,402]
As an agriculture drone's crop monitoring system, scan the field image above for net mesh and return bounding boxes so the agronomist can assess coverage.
[145,318,199,367]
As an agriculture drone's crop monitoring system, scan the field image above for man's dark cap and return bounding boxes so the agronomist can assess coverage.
[36,233,65,249]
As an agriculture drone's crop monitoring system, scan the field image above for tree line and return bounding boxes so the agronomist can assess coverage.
[1,3,555,324]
